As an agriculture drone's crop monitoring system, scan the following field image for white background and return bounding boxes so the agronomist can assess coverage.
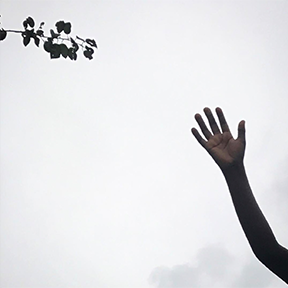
[1,1,288,287]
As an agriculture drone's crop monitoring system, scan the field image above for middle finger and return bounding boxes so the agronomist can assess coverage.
[204,107,221,135]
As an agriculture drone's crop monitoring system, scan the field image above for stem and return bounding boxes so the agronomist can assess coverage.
[5,29,23,33]
[4,29,89,50]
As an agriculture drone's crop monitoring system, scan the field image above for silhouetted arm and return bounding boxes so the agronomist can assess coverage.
[223,163,288,283]
[191,107,288,284]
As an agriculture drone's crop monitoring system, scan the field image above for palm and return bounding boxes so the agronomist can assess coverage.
[206,132,245,169]
[192,107,246,170]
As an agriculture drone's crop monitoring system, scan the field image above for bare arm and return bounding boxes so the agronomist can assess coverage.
[191,107,288,283]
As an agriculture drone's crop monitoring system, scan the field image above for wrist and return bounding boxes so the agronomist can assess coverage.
[221,161,245,177]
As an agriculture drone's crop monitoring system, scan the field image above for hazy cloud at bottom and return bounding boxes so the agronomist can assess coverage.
[148,243,279,288]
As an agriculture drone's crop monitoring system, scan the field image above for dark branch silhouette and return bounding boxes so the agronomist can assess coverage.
[192,107,288,284]
[0,16,97,60]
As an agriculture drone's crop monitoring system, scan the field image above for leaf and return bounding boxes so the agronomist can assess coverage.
[50,29,60,39]
[27,16,35,28]
[0,29,7,41]
[68,47,77,60]
[63,22,71,34]
[34,36,40,47]
[70,38,79,52]
[50,44,61,59]
[23,20,28,29]
[55,20,65,33]
[86,38,97,48]
[76,35,84,42]
[23,35,31,47]
[83,47,94,60]
[73,42,79,52]
[44,41,52,52]
[27,29,34,36]
[86,46,94,54]
[36,29,44,36]
[59,43,68,58]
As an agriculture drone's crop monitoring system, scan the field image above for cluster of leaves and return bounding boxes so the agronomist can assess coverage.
[0,16,97,60]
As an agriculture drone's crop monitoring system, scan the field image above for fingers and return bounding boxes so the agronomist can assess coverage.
[192,107,245,146]
[194,112,212,140]
[193,107,221,140]
[215,107,230,133]
[237,120,246,142]
[204,107,221,135]
[191,127,207,149]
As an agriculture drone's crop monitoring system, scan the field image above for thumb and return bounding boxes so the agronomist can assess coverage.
[237,120,246,142]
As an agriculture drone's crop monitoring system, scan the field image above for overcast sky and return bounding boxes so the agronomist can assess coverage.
[1,1,288,287]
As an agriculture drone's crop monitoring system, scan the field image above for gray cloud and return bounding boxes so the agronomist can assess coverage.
[262,159,288,246]
[231,256,274,288]
[148,264,199,288]
[148,244,280,288]
[270,161,288,218]
[196,244,235,281]
[148,244,234,288]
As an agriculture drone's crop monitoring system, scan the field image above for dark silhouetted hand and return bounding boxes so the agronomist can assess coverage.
[191,107,246,171]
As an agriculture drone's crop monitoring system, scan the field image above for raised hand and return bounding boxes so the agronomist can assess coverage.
[191,107,246,171]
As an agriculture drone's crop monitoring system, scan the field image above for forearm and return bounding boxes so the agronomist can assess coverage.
[222,164,278,258]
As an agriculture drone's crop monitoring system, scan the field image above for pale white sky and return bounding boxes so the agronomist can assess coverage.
[1,1,288,287]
